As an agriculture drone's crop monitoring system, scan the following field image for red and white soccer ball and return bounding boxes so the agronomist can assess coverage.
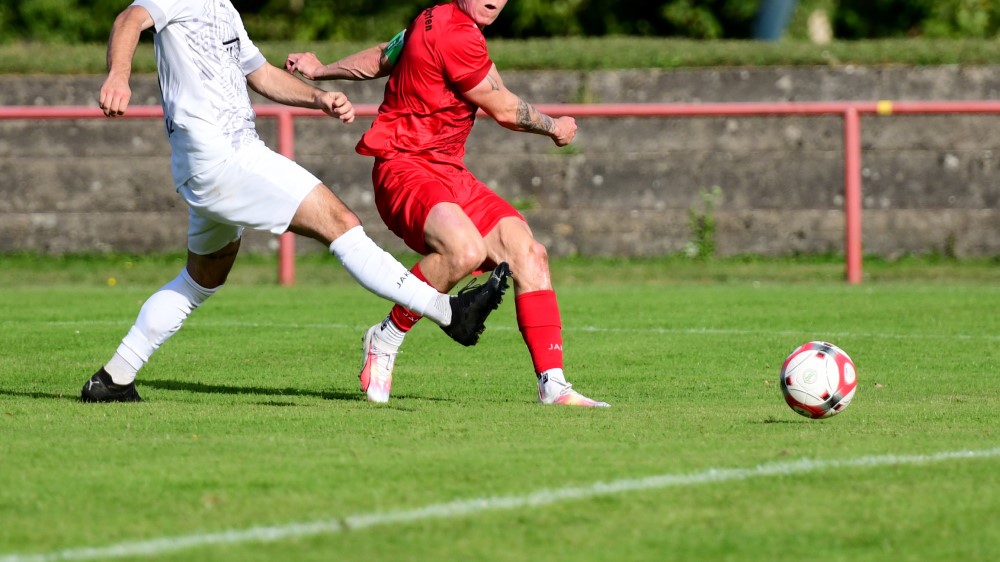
[779,341,857,419]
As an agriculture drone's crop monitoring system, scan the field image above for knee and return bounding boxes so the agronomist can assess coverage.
[510,240,551,288]
[520,239,549,271]
[335,209,362,232]
[447,240,489,277]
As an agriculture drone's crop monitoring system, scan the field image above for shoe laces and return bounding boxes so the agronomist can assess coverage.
[455,275,484,296]
[367,338,398,361]
[370,349,397,365]
[541,376,575,398]
[456,269,507,306]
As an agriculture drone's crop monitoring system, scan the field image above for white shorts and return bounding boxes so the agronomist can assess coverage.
[178,142,322,255]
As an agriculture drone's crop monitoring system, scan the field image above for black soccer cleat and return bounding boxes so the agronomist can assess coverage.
[442,262,511,346]
[80,367,142,403]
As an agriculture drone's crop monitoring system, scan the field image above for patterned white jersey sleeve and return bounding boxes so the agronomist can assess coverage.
[132,0,268,186]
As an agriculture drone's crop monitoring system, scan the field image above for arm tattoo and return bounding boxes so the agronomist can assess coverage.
[486,75,501,91]
[515,98,554,134]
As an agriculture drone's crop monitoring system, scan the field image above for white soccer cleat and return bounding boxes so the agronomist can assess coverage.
[359,325,397,403]
[537,373,610,407]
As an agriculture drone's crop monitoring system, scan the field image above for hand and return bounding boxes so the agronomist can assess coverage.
[99,73,132,117]
[317,90,355,124]
[285,52,324,81]
[551,116,577,147]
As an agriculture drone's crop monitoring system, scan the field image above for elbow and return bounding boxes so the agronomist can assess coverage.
[245,74,263,95]
[246,63,275,95]
[490,107,520,129]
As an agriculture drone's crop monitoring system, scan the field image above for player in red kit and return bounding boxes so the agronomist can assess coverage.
[287,0,608,407]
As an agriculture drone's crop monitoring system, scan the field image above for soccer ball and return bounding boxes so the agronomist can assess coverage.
[779,341,857,419]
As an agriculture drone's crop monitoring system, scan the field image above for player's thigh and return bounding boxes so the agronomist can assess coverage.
[423,202,486,258]
[179,143,320,237]
[288,184,360,246]
[483,216,546,268]
[483,216,536,258]
[373,159,522,257]
[186,206,243,256]
[372,159,460,254]
[453,173,527,267]
[185,208,242,288]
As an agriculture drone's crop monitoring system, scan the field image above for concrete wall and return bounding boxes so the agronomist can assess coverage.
[2,66,999,258]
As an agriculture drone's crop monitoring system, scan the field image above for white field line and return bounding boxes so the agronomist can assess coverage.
[2,447,998,562]
[6,318,1000,342]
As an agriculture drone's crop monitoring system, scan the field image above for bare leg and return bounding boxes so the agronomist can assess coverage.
[97,240,240,389]
[288,184,456,326]
[287,183,361,246]
[185,239,241,288]
[483,219,607,406]
[419,202,491,290]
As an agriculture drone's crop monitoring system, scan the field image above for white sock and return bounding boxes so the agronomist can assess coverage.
[540,368,566,384]
[329,226,451,326]
[374,316,407,350]
[104,269,216,385]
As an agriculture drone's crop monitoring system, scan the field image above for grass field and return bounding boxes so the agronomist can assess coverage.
[1,254,998,562]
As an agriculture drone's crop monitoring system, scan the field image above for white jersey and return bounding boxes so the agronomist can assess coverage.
[133,0,267,185]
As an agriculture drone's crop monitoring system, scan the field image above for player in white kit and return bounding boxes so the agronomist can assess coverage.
[81,0,509,402]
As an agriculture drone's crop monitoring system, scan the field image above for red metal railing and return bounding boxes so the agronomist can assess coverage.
[6,100,1000,285]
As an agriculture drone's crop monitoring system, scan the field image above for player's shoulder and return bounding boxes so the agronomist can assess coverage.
[428,4,484,51]
[409,2,485,57]
[430,3,482,35]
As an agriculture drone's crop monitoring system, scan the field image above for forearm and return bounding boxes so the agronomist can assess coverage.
[467,66,556,137]
[484,90,575,147]
[314,44,390,81]
[509,98,556,136]
[489,90,556,137]
[248,63,326,108]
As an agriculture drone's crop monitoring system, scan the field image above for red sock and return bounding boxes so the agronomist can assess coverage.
[388,262,427,332]
[515,290,563,375]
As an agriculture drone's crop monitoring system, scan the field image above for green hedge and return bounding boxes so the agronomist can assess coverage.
[4,36,999,75]
[3,0,1000,43]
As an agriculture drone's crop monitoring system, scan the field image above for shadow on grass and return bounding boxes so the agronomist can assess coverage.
[0,381,457,405]
[143,378,358,401]
[759,416,807,424]
[0,389,78,401]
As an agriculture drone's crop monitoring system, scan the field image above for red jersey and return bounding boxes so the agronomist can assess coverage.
[356,3,493,166]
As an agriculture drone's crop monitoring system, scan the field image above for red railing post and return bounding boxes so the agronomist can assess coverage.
[275,108,296,287]
[843,106,863,285]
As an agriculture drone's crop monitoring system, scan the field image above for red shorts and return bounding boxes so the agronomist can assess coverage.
[371,157,524,256]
